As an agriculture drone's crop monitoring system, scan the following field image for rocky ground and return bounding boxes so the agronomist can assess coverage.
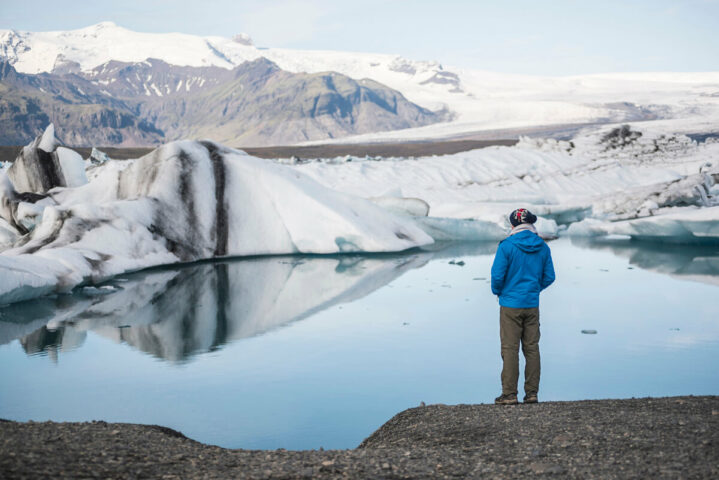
[2,396,717,479]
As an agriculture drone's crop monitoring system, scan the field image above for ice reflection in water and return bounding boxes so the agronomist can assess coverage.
[2,244,495,362]
[570,237,719,286]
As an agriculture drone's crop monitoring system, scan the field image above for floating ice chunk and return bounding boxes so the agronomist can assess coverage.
[614,207,719,241]
[567,207,719,243]
[87,147,111,165]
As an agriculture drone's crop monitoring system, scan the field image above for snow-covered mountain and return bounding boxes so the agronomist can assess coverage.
[0,57,442,146]
[2,22,719,145]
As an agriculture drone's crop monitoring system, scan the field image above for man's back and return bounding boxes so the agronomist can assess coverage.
[491,230,554,308]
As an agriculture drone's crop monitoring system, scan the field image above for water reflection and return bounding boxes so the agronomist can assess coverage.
[570,237,719,286]
[1,245,496,362]
[8,239,717,364]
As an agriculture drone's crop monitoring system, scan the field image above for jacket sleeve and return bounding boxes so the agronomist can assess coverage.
[490,242,508,296]
[540,246,555,291]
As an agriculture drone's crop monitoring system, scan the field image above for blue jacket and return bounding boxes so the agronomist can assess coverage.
[491,230,555,308]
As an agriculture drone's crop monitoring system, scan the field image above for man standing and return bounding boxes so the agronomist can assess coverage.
[491,209,555,405]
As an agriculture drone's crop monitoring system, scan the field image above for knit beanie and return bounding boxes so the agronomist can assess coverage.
[509,208,537,227]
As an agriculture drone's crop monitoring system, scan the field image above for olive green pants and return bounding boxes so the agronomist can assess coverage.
[500,306,540,396]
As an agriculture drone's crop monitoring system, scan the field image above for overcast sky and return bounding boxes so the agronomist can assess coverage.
[1,0,717,75]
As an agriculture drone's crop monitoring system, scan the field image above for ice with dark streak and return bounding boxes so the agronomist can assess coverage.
[0,132,433,305]
[8,124,87,193]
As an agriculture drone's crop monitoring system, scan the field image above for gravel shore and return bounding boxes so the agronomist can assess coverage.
[2,396,717,479]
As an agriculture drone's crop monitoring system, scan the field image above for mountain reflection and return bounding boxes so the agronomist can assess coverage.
[2,253,442,362]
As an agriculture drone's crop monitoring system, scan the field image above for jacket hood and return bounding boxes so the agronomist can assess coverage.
[506,229,544,253]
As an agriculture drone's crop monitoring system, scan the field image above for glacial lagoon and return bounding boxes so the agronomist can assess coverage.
[1,238,718,450]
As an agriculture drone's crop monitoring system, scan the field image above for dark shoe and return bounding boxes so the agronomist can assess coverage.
[523,394,538,404]
[494,394,518,405]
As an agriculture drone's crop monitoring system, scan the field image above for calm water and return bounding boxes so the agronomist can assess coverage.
[1,238,718,450]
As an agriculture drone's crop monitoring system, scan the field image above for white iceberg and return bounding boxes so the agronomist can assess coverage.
[0,133,434,305]
[292,124,719,242]
[566,206,719,243]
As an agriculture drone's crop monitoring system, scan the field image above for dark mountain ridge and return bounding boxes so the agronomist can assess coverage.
[0,58,446,147]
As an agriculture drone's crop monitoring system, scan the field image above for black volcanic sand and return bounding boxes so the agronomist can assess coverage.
[2,396,717,479]
[0,139,517,163]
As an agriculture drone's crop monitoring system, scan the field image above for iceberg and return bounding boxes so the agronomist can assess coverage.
[292,124,719,242]
[0,130,433,305]
[566,206,719,244]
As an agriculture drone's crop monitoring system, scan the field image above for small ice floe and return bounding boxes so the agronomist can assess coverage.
[87,147,111,165]
[581,329,598,334]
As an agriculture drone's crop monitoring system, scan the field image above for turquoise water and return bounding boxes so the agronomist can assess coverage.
[1,238,718,450]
